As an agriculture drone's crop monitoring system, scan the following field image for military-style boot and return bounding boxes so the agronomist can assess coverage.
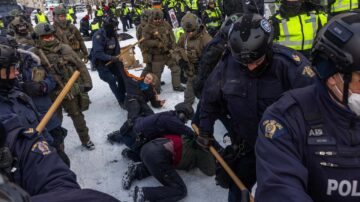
[132,186,145,202]
[122,162,141,190]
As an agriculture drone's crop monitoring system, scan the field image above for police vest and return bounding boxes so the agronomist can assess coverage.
[174,2,186,13]
[288,85,360,202]
[331,0,359,13]
[36,13,47,23]
[68,8,75,15]
[96,9,103,17]
[111,7,116,14]
[185,0,198,11]
[91,22,100,31]
[274,12,327,51]
[0,20,4,28]
[204,7,222,29]
[66,13,74,24]
[174,27,184,43]
[135,8,142,16]
[122,7,130,15]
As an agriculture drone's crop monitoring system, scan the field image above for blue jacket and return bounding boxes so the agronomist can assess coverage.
[90,28,120,65]
[256,81,360,202]
[199,44,315,147]
[19,47,60,131]
[0,88,80,196]
[133,111,195,140]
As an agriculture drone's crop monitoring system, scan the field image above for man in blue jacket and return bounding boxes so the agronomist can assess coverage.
[90,16,126,108]
[256,12,360,202]
[196,14,315,201]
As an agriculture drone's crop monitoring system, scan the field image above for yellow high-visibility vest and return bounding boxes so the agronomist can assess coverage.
[91,22,100,31]
[36,13,47,23]
[66,13,74,23]
[331,0,359,13]
[274,12,327,51]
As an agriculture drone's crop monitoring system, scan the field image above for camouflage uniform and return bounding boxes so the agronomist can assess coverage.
[141,9,183,92]
[176,13,212,104]
[34,23,94,149]
[53,6,89,62]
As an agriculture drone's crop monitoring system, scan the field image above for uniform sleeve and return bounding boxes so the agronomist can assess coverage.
[16,135,80,195]
[72,25,88,56]
[164,118,196,137]
[199,65,224,135]
[255,105,312,202]
[92,33,112,62]
[42,71,56,94]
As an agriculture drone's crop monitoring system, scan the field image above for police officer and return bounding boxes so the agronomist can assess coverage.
[34,9,49,24]
[175,13,212,105]
[141,8,185,93]
[95,5,104,24]
[329,0,359,16]
[33,23,95,150]
[223,0,264,16]
[119,2,133,31]
[271,0,327,58]
[9,17,35,46]
[121,133,215,202]
[256,12,360,202]
[107,102,195,159]
[52,6,89,63]
[90,17,101,37]
[202,0,223,37]
[80,15,90,37]
[196,14,315,201]
[90,16,126,109]
[68,6,77,24]
[185,0,200,16]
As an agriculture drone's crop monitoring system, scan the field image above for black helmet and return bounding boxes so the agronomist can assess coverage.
[0,36,18,69]
[102,16,119,28]
[312,12,360,104]
[175,102,194,122]
[53,6,67,15]
[219,13,242,40]
[312,12,360,79]
[228,13,273,64]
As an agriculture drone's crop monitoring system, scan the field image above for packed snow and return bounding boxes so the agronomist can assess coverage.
[61,11,229,202]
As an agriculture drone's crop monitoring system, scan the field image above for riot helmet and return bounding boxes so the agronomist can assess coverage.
[0,36,19,89]
[312,12,360,104]
[53,6,68,28]
[10,17,29,35]
[219,13,243,40]
[228,14,273,65]
[102,16,119,37]
[174,102,194,123]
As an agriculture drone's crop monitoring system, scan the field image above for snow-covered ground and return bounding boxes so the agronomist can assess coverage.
[61,11,228,201]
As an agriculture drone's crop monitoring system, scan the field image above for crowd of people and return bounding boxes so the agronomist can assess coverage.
[0,0,360,201]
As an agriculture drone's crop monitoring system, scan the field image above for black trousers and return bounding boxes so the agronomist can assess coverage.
[138,139,187,202]
[125,96,154,122]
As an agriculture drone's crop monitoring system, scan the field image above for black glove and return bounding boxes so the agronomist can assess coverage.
[196,132,214,149]
[111,56,119,63]
[215,145,238,189]
[22,81,46,96]
[178,59,189,71]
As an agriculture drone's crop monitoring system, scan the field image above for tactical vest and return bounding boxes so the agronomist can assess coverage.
[36,13,47,23]
[331,0,359,14]
[203,7,222,29]
[57,25,81,51]
[289,86,360,202]
[274,11,327,51]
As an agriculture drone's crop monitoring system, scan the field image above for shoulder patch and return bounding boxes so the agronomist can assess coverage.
[96,34,101,40]
[292,53,301,62]
[273,45,303,66]
[262,119,284,139]
[31,141,51,155]
[302,66,316,78]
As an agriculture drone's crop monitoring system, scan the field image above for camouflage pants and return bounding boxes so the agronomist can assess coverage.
[184,75,195,105]
[62,94,91,145]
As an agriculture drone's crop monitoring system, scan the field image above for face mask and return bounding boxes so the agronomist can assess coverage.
[0,79,15,91]
[348,93,360,116]
[280,1,303,17]
[104,25,116,37]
